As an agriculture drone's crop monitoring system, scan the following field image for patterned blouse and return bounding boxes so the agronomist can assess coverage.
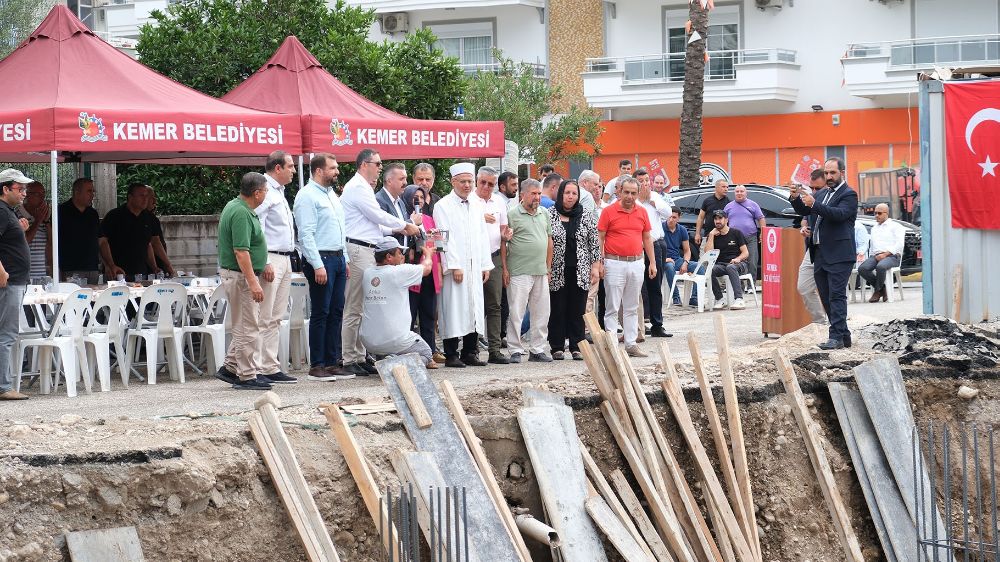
[548,207,601,292]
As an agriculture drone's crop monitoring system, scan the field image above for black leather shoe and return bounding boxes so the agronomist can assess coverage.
[361,362,378,375]
[462,354,487,367]
[343,362,370,376]
[488,352,510,364]
[843,334,852,348]
[818,338,845,350]
[650,326,673,338]
[445,357,466,368]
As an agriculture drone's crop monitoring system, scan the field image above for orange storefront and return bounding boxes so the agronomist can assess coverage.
[591,107,920,187]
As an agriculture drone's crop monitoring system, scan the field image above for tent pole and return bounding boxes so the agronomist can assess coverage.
[298,155,305,189]
[50,151,60,283]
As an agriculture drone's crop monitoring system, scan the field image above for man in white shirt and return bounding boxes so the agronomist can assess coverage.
[497,171,519,206]
[858,203,905,302]
[602,159,633,204]
[433,163,494,368]
[636,168,672,338]
[578,170,599,212]
[254,150,298,384]
[340,148,421,376]
[472,166,512,364]
[360,237,437,368]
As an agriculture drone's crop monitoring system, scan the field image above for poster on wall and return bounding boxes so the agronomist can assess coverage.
[789,154,824,186]
[761,227,782,319]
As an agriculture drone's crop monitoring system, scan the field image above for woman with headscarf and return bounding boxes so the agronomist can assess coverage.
[405,184,445,364]
[547,179,601,360]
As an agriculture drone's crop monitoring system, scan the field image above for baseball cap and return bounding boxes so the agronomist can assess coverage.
[712,209,728,218]
[0,168,33,185]
[375,236,403,252]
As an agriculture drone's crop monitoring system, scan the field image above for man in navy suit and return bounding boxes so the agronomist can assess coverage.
[375,163,418,247]
[790,157,858,350]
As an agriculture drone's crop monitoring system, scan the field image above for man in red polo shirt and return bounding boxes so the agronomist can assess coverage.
[597,176,657,357]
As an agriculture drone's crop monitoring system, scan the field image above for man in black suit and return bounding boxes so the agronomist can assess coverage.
[790,157,858,350]
[375,163,418,247]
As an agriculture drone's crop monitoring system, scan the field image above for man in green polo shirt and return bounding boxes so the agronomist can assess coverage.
[501,178,553,363]
[215,172,272,390]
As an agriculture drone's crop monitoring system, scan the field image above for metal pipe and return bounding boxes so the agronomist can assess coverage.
[514,513,562,547]
[50,151,60,283]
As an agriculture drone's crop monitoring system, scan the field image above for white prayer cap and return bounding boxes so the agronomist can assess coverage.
[449,162,475,178]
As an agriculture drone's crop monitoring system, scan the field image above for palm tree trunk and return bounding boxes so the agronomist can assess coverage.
[678,1,710,186]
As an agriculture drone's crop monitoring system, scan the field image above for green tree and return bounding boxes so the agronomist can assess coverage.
[462,52,602,165]
[122,0,466,213]
[0,0,50,57]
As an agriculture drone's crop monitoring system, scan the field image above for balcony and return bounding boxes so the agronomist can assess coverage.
[459,61,546,79]
[344,0,543,12]
[843,34,1000,100]
[582,49,799,118]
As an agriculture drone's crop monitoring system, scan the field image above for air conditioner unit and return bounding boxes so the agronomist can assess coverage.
[755,0,783,10]
[382,13,409,34]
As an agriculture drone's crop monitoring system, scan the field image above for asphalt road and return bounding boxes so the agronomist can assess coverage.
[1,284,924,422]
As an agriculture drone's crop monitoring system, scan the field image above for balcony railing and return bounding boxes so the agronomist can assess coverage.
[459,61,547,78]
[845,34,1000,69]
[585,48,797,83]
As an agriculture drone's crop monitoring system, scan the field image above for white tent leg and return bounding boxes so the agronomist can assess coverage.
[298,155,305,189]
[50,151,59,283]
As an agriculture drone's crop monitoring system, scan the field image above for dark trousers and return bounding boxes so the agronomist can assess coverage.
[597,281,606,329]
[443,332,479,359]
[548,282,588,353]
[500,288,509,339]
[711,262,748,300]
[815,259,852,342]
[858,254,900,291]
[641,240,666,327]
[408,276,438,353]
[483,252,504,353]
[303,254,347,367]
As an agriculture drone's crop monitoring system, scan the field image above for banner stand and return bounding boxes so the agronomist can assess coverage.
[761,227,813,337]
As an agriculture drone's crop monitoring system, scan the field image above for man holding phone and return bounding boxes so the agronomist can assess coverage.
[472,166,513,364]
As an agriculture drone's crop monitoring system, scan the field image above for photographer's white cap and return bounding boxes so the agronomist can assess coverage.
[0,168,33,185]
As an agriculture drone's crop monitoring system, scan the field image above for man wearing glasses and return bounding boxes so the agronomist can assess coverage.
[0,169,34,400]
[858,203,904,303]
[341,148,421,376]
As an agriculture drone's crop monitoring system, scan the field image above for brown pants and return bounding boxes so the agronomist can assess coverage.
[221,269,262,380]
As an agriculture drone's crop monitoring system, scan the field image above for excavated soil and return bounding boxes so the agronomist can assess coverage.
[1,316,998,561]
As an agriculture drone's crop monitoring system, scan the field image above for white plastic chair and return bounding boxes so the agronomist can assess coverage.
[83,287,131,391]
[279,277,311,372]
[885,265,904,302]
[14,288,93,398]
[53,282,80,293]
[123,283,187,384]
[182,283,227,376]
[668,249,720,313]
[717,271,759,308]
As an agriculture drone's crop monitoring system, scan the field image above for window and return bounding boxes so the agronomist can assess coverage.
[426,21,494,68]
[664,6,739,80]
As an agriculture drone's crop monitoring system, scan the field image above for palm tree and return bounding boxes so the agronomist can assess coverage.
[678,1,710,186]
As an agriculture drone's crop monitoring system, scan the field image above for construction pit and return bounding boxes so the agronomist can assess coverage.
[1,315,998,561]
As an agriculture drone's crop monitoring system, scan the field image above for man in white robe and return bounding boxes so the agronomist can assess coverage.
[433,163,494,368]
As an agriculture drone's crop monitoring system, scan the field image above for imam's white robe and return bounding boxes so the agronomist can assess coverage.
[433,191,494,339]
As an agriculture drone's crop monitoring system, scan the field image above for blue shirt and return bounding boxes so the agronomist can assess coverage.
[540,195,555,209]
[292,180,348,269]
[663,224,689,260]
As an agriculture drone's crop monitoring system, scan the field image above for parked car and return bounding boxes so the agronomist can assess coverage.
[666,183,922,276]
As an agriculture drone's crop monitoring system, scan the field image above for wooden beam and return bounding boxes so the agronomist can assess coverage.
[609,469,674,562]
[583,311,625,390]
[952,264,963,323]
[392,364,432,429]
[440,381,532,561]
[323,405,398,561]
[579,340,614,401]
[773,348,865,562]
[586,496,657,562]
[580,440,654,560]
[714,315,762,562]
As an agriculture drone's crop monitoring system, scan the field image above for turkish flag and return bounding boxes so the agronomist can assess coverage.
[945,81,1000,229]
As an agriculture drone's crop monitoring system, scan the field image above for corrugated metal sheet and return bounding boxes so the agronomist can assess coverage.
[921,79,1000,323]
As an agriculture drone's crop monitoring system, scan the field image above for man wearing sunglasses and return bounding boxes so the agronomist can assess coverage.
[858,203,904,303]
[0,169,33,400]
[341,148,421,376]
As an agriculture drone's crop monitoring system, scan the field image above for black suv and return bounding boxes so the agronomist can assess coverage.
[668,183,922,276]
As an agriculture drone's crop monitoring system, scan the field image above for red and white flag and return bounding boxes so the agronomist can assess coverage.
[945,81,1000,229]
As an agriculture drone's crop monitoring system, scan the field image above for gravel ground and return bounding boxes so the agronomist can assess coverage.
[1,284,924,422]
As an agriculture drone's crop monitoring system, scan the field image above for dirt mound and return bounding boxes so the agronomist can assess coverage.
[865,317,1000,373]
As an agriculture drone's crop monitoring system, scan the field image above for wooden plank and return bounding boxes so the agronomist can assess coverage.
[322,406,395,561]
[579,340,615,401]
[609,469,674,562]
[620,338,722,562]
[392,364,432,429]
[518,405,609,562]
[580,440,654,560]
[66,527,145,562]
[658,343,756,562]
[853,357,952,562]
[687,331,753,552]
[375,354,523,561]
[341,403,396,415]
[773,348,864,562]
[583,311,625,390]
[828,384,901,562]
[251,413,340,562]
[952,264,963,322]
[390,450,481,562]
[706,491,737,562]
[441,381,533,560]
[714,315,762,562]
[602,401,695,562]
[586,496,657,562]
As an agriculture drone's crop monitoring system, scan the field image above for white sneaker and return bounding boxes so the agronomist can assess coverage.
[731,298,746,310]
[713,301,727,310]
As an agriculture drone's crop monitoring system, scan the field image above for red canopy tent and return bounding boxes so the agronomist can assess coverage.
[0,5,303,280]
[222,36,504,160]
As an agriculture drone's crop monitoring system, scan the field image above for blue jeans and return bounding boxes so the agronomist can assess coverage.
[663,258,688,302]
[0,285,25,391]
[303,254,347,367]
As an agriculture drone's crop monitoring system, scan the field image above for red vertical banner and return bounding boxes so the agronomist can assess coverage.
[761,227,782,319]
